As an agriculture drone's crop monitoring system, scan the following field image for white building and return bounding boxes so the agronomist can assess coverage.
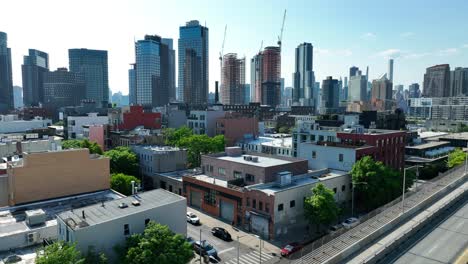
[131,145,188,175]
[187,108,225,137]
[66,112,109,139]
[0,136,62,158]
[0,115,52,134]
[237,136,293,157]
[57,189,186,261]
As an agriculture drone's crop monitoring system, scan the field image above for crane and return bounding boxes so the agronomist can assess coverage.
[218,24,227,72]
[259,40,263,54]
[277,9,287,51]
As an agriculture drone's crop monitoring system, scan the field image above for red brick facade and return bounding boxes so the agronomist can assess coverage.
[118,105,161,131]
[216,115,259,146]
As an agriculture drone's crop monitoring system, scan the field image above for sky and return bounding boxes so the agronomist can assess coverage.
[1,0,468,94]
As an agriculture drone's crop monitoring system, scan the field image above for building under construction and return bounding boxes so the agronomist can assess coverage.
[221,53,245,105]
[250,46,281,106]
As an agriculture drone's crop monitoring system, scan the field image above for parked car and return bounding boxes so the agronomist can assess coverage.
[193,240,218,257]
[328,224,343,234]
[342,217,360,229]
[280,242,302,257]
[186,236,195,248]
[3,255,22,264]
[187,212,200,225]
[211,227,232,241]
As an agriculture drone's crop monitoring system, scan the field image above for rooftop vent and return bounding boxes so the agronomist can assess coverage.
[251,156,259,162]
[243,155,252,161]
[131,200,141,206]
[276,171,292,187]
[118,202,128,209]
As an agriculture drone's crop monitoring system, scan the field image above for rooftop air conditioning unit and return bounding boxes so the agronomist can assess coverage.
[251,156,259,162]
[27,232,39,243]
[118,202,128,209]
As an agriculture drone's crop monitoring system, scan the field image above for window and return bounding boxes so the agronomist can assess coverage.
[278,204,284,211]
[234,171,242,179]
[218,168,226,176]
[169,185,173,192]
[290,200,295,208]
[246,198,250,207]
[145,219,150,226]
[311,135,316,141]
[204,189,217,205]
[319,135,324,141]
[339,154,344,162]
[333,188,337,194]
[179,188,182,195]
[252,199,256,209]
[259,201,263,211]
[312,151,316,159]
[124,224,130,236]
[342,185,346,192]
[265,203,270,213]
[200,115,205,120]
[160,181,167,190]
[246,174,255,182]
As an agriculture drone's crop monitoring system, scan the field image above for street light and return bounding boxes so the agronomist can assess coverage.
[351,181,367,217]
[401,165,421,214]
[465,143,468,175]
[254,234,262,264]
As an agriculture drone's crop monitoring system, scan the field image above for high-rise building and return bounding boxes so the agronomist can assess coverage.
[178,20,209,104]
[162,38,176,101]
[423,64,450,97]
[261,46,281,106]
[408,83,420,98]
[292,43,315,108]
[221,53,245,105]
[128,64,136,105]
[43,68,86,109]
[68,49,109,106]
[13,85,23,109]
[321,76,339,114]
[449,67,468,96]
[388,59,394,83]
[283,86,293,106]
[394,84,404,93]
[0,32,13,113]
[343,76,348,102]
[250,53,263,102]
[21,49,49,106]
[348,71,367,102]
[371,74,393,111]
[349,66,359,78]
[244,84,251,104]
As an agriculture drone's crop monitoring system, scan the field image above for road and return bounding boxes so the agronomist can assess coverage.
[186,210,280,264]
[386,197,468,264]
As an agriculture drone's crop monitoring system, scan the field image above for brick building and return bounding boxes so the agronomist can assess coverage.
[118,105,161,131]
[215,113,258,146]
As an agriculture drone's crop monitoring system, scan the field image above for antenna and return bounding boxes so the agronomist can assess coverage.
[277,9,287,51]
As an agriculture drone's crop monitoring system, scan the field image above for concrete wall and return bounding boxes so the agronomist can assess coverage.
[132,146,188,175]
[0,175,8,207]
[8,149,110,205]
[67,114,109,139]
[59,198,186,261]
[0,119,52,133]
[150,174,183,195]
[0,221,57,252]
[298,143,356,171]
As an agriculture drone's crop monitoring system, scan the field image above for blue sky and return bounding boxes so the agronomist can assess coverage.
[2,0,468,93]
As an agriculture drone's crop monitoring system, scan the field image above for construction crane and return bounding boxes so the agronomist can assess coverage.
[259,40,263,54]
[218,24,227,73]
[277,9,287,51]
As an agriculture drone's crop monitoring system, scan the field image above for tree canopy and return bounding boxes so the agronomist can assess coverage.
[447,148,466,168]
[304,183,340,232]
[104,147,139,176]
[111,173,140,196]
[62,139,103,155]
[36,242,107,264]
[351,156,415,210]
[119,222,193,264]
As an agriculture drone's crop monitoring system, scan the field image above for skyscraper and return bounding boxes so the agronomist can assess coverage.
[348,71,367,102]
[134,35,172,107]
[349,66,359,78]
[178,20,209,104]
[13,86,23,109]
[408,83,420,98]
[0,32,13,113]
[371,74,393,111]
[321,76,339,114]
[43,68,86,109]
[250,53,263,102]
[423,64,450,97]
[343,76,349,101]
[162,38,176,101]
[68,49,109,106]
[221,53,245,105]
[449,67,468,96]
[261,46,281,106]
[292,42,315,108]
[388,59,394,83]
[128,64,136,105]
[22,49,49,106]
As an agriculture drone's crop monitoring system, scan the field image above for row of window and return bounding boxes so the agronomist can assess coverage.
[311,151,344,162]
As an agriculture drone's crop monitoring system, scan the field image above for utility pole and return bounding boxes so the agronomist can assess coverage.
[199,229,202,263]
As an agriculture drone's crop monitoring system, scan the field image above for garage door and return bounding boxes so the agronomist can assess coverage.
[251,214,269,238]
[190,191,202,208]
[219,200,234,223]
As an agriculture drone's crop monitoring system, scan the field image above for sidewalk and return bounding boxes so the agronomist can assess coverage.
[188,206,280,255]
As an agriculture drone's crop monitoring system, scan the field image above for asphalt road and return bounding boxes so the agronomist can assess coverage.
[386,198,468,264]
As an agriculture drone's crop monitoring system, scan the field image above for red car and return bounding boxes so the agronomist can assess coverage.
[281,242,302,257]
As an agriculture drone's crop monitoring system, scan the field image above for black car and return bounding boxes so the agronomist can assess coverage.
[211,227,232,241]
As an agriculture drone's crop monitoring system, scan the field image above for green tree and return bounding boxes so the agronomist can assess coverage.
[177,134,225,167]
[83,246,108,264]
[62,139,103,155]
[104,147,139,175]
[278,126,290,134]
[304,183,340,233]
[447,148,466,168]
[165,126,193,146]
[110,173,140,195]
[62,139,83,149]
[120,222,193,264]
[36,242,84,264]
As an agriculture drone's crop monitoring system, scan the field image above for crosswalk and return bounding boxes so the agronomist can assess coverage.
[223,250,276,264]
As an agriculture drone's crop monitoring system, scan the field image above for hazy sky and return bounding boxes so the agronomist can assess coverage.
[2,0,468,94]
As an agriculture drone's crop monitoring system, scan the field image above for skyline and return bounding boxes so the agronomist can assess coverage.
[1,0,468,95]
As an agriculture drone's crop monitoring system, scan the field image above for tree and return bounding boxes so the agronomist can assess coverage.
[278,126,290,134]
[36,242,84,264]
[447,148,466,168]
[104,147,139,176]
[165,126,193,146]
[177,134,225,167]
[62,139,103,155]
[351,156,415,210]
[111,173,140,196]
[304,183,340,233]
[120,222,193,264]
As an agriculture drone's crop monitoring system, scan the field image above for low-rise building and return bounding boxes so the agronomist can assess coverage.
[237,135,293,157]
[131,145,187,176]
[0,136,62,158]
[57,189,186,261]
[118,105,162,131]
[150,168,200,195]
[187,108,225,136]
[215,113,258,146]
[0,115,52,134]
[65,112,109,139]
[1,149,109,206]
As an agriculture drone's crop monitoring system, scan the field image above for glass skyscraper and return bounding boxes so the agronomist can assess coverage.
[178,20,209,104]
[293,42,315,108]
[22,49,49,106]
[0,32,13,113]
[68,49,109,107]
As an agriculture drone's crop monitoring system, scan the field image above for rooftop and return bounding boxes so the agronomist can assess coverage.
[132,145,184,152]
[240,136,292,148]
[418,131,449,140]
[308,141,374,150]
[406,141,450,150]
[439,132,468,140]
[58,189,184,230]
[191,174,229,188]
[216,154,292,167]
[156,168,202,182]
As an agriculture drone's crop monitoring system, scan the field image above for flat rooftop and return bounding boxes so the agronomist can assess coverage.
[241,136,292,148]
[439,132,468,140]
[156,168,202,182]
[418,131,449,139]
[0,190,122,238]
[406,141,450,150]
[58,189,185,230]
[216,154,292,167]
[191,174,228,188]
[310,141,374,150]
[132,145,183,152]
[247,169,348,195]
